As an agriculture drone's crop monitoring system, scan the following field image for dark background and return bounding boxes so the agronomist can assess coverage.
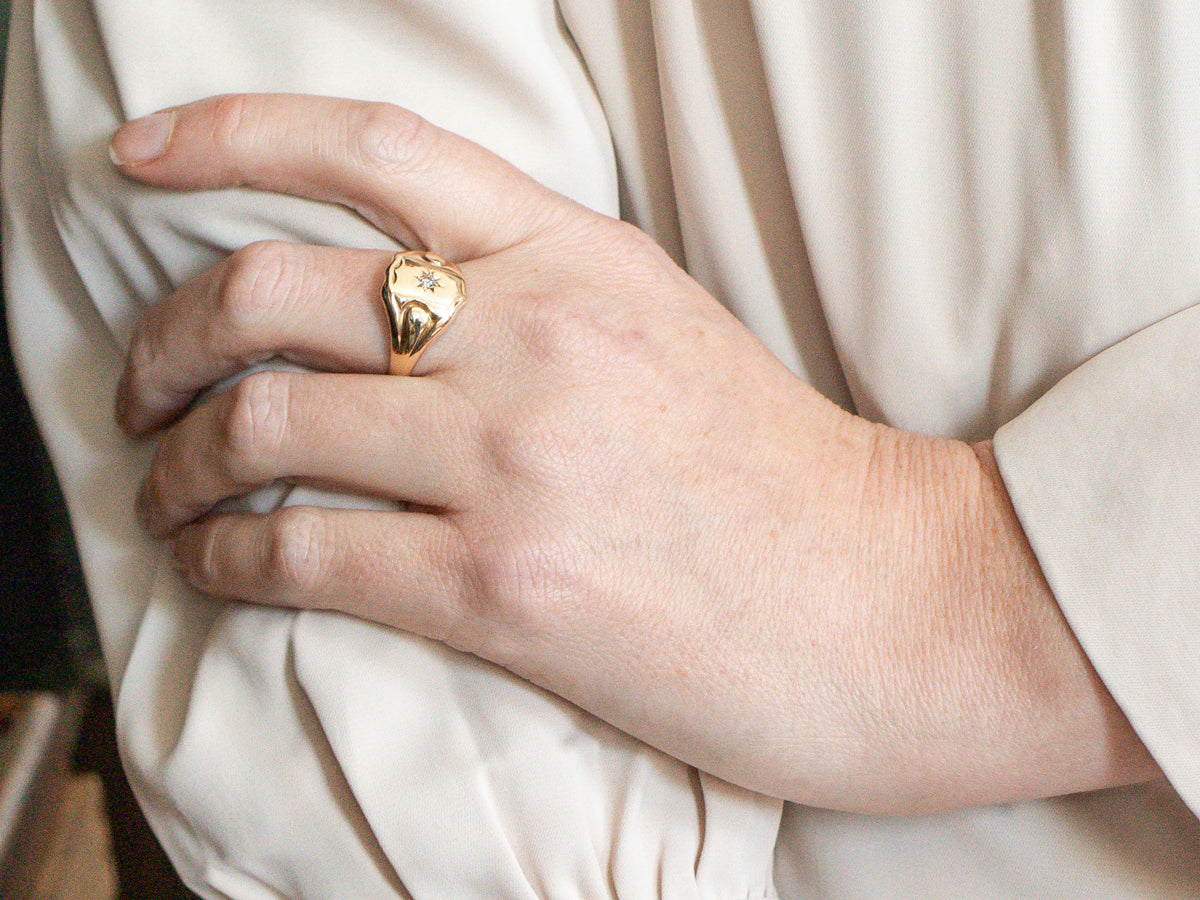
[0,0,100,695]
[1,4,196,892]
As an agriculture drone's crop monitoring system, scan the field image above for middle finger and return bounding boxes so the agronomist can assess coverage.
[118,241,396,437]
[138,369,479,536]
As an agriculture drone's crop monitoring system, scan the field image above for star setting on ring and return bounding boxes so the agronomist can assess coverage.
[416,270,441,292]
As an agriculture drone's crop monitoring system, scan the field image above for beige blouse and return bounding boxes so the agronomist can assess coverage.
[4,0,1199,896]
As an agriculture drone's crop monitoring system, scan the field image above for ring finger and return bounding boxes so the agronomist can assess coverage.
[118,240,487,436]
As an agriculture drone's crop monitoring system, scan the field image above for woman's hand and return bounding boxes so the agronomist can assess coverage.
[112,94,1157,813]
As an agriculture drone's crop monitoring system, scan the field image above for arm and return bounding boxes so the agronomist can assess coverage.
[112,93,1158,814]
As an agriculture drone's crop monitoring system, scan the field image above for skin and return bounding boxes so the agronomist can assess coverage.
[111,93,1159,815]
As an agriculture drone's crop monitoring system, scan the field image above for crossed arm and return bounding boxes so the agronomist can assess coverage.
[110,93,1159,814]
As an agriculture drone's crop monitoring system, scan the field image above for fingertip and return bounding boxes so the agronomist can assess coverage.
[110,111,176,168]
[113,374,140,437]
[113,391,154,440]
[114,372,182,439]
[169,522,209,587]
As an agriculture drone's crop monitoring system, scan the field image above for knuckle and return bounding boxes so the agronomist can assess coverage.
[471,393,585,499]
[627,228,677,281]
[417,529,485,651]
[592,219,678,295]
[352,102,437,174]
[463,542,528,631]
[189,524,223,590]
[123,320,165,402]
[125,318,159,375]
[611,217,663,258]
[465,529,571,636]
[513,287,594,366]
[513,222,678,372]
[221,371,291,480]
[263,507,329,598]
[141,454,172,520]
[208,94,264,156]
[217,241,294,343]
[477,417,552,488]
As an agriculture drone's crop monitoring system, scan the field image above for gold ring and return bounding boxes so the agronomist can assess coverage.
[381,250,467,376]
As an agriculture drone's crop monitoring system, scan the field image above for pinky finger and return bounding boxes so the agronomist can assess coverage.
[171,507,479,649]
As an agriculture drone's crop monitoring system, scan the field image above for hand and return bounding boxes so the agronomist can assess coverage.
[112,94,1157,813]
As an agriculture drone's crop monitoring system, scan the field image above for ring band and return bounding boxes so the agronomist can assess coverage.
[381,250,467,376]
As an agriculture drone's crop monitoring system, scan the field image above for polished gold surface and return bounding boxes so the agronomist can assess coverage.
[381,251,467,376]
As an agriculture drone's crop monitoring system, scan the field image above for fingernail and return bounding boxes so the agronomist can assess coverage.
[109,111,175,166]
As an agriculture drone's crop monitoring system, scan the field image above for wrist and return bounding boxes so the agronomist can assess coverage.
[870,432,1160,811]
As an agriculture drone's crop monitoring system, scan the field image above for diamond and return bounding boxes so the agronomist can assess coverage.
[416,270,441,292]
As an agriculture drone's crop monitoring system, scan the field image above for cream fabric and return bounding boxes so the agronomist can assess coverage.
[4,0,1200,897]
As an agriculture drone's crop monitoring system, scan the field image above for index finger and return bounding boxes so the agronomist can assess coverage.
[108,93,572,261]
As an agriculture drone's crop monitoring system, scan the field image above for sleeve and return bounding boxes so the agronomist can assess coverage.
[988,4,1200,817]
[994,303,1200,813]
[736,0,1200,819]
[1,0,782,896]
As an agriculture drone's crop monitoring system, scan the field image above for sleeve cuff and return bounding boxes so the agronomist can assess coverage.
[994,302,1200,812]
